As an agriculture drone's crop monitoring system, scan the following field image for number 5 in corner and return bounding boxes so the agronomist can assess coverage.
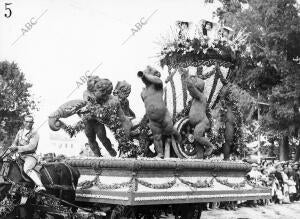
[4,3,12,18]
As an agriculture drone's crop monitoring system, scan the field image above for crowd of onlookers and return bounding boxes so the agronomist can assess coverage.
[247,160,300,204]
[206,159,300,211]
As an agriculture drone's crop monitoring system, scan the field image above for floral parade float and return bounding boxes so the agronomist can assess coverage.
[44,20,271,218]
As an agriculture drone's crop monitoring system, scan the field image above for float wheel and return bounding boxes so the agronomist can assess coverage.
[172,117,204,159]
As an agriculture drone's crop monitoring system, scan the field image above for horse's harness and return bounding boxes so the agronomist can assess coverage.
[0,151,103,216]
[0,158,10,183]
[0,154,76,195]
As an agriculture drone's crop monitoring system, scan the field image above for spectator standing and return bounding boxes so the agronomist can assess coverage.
[288,174,297,202]
[295,168,300,200]
[282,167,291,203]
[79,143,94,157]
[274,164,284,204]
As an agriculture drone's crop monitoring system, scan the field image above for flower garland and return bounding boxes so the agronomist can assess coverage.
[0,196,16,218]
[159,37,236,68]
[158,25,249,68]
[8,182,35,197]
[78,175,133,190]
[36,195,71,214]
[198,68,216,80]
[136,178,177,189]
[86,102,140,157]
[115,128,142,158]
[212,83,244,155]
[246,180,269,189]
[214,177,246,189]
[78,175,251,191]
[174,100,192,122]
[96,176,133,190]
[178,177,214,188]
[78,176,97,190]
[61,120,85,137]
[0,183,73,218]
[0,182,37,217]
[61,100,141,157]
[136,115,153,157]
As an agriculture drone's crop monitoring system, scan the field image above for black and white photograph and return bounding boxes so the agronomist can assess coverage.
[0,0,300,218]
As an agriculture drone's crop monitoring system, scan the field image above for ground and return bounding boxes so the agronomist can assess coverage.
[165,201,300,219]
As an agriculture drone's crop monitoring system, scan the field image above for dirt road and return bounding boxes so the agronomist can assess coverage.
[165,201,300,219]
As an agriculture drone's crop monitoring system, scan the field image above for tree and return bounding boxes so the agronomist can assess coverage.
[0,61,38,148]
[216,0,300,160]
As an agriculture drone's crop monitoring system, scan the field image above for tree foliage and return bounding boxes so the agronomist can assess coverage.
[217,0,300,137]
[0,61,38,147]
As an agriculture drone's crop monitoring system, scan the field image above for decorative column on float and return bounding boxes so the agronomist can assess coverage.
[167,67,177,120]
[179,67,189,109]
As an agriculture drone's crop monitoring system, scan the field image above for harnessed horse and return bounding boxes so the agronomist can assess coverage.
[0,148,80,218]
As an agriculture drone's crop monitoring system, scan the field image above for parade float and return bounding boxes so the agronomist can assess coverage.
[0,20,271,219]
[44,20,271,218]
[67,157,270,218]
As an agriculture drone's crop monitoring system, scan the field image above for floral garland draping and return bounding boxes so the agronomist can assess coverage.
[77,174,256,191]
[78,176,98,190]
[158,24,249,68]
[136,178,177,189]
[61,120,85,137]
[78,175,133,190]
[0,182,74,218]
[0,182,35,218]
[214,177,246,189]
[159,38,236,68]
[221,84,244,154]
[96,176,133,190]
[246,180,269,189]
[85,102,141,157]
[0,196,16,218]
[177,177,214,188]
[62,101,141,157]
[210,83,244,155]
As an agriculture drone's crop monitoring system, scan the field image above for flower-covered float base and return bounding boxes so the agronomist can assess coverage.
[67,158,271,205]
[160,49,235,69]
[158,21,249,69]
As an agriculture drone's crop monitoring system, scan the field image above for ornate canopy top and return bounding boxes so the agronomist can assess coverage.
[158,20,248,68]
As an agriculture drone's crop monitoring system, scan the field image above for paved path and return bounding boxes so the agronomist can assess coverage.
[201,201,300,219]
[165,201,300,219]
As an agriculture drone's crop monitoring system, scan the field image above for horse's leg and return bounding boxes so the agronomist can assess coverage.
[95,122,117,157]
[5,208,19,219]
[20,203,35,219]
[55,163,79,215]
[84,120,102,157]
[223,106,234,160]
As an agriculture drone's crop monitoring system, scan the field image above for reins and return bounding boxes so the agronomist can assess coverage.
[0,148,14,160]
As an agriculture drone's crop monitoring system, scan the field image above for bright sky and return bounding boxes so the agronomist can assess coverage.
[0,0,221,154]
